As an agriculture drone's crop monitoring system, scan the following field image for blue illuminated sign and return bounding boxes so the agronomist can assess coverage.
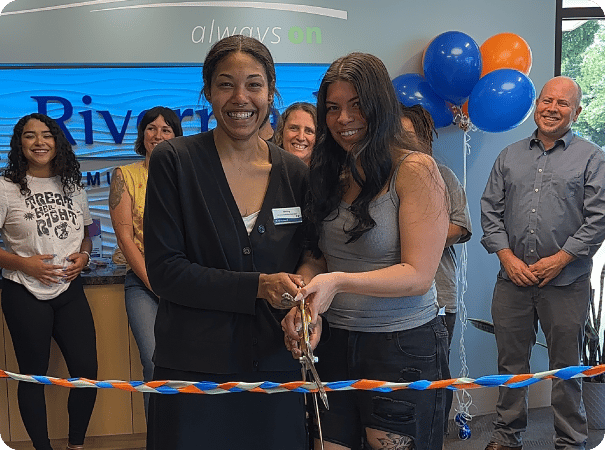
[0,64,327,256]
[0,64,327,160]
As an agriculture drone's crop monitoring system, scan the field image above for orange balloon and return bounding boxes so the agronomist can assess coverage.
[480,33,532,78]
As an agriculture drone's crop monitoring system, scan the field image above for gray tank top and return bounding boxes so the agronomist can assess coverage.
[319,156,438,332]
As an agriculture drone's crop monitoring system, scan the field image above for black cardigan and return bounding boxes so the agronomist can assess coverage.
[144,131,309,374]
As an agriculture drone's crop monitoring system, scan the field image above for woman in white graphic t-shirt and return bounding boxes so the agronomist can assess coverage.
[0,113,97,450]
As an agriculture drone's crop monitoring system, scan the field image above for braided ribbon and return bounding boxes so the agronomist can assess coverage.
[1,365,604,395]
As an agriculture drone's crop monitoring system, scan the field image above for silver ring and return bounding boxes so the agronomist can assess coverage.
[281,292,297,307]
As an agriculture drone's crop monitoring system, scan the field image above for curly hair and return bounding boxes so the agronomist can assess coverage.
[308,52,421,245]
[272,102,317,148]
[3,113,82,196]
[134,106,183,156]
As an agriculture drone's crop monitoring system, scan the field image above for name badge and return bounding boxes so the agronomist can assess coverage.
[272,207,302,225]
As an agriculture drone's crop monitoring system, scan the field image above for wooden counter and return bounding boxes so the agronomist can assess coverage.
[0,281,146,446]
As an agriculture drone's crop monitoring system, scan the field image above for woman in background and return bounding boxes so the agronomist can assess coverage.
[400,103,472,438]
[108,106,182,416]
[400,104,472,345]
[273,102,317,165]
[0,113,97,450]
[143,35,311,450]
[284,53,450,450]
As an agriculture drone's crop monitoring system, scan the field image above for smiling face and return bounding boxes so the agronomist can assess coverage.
[21,119,57,177]
[325,80,367,153]
[534,77,582,145]
[282,109,316,164]
[206,51,272,142]
[143,115,176,157]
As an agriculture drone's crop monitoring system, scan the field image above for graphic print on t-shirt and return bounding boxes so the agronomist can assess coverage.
[24,191,81,238]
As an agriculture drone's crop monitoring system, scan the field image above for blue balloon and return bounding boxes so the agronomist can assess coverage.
[468,68,536,133]
[423,31,482,105]
[458,423,472,440]
[392,73,453,129]
[455,412,472,440]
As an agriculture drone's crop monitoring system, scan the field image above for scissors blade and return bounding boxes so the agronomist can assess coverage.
[299,299,329,409]
[300,358,325,450]
[311,388,325,450]
[307,358,329,409]
[297,297,327,449]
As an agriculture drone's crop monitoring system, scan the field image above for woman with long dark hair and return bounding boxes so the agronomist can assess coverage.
[0,113,97,450]
[284,53,450,450]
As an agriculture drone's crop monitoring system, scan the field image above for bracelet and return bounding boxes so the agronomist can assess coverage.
[80,250,91,268]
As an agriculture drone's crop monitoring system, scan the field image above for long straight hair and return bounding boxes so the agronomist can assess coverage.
[308,52,418,245]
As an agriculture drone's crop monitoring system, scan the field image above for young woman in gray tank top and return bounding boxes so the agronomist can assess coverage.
[283,52,450,450]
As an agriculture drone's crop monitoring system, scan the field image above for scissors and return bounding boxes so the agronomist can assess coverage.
[298,295,329,409]
[282,291,329,449]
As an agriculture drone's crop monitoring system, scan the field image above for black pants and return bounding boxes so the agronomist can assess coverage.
[442,312,457,434]
[313,318,449,450]
[148,366,307,450]
[1,277,98,450]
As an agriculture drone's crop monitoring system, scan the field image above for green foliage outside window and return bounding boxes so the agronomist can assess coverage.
[561,20,605,147]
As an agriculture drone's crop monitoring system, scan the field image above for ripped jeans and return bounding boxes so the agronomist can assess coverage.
[313,316,449,450]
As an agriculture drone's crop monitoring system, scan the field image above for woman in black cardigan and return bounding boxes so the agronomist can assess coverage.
[143,35,318,450]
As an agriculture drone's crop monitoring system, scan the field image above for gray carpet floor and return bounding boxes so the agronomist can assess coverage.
[444,407,605,449]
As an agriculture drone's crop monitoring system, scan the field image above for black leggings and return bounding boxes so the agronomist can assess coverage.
[1,277,98,450]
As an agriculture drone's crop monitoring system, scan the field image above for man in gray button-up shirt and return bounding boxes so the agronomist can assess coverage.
[480,76,605,450]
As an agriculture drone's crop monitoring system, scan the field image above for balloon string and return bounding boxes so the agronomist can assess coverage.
[452,106,477,137]
[463,129,472,190]
[455,128,475,429]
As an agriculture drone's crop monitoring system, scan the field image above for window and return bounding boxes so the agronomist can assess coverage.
[556,0,605,147]
[558,1,605,360]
